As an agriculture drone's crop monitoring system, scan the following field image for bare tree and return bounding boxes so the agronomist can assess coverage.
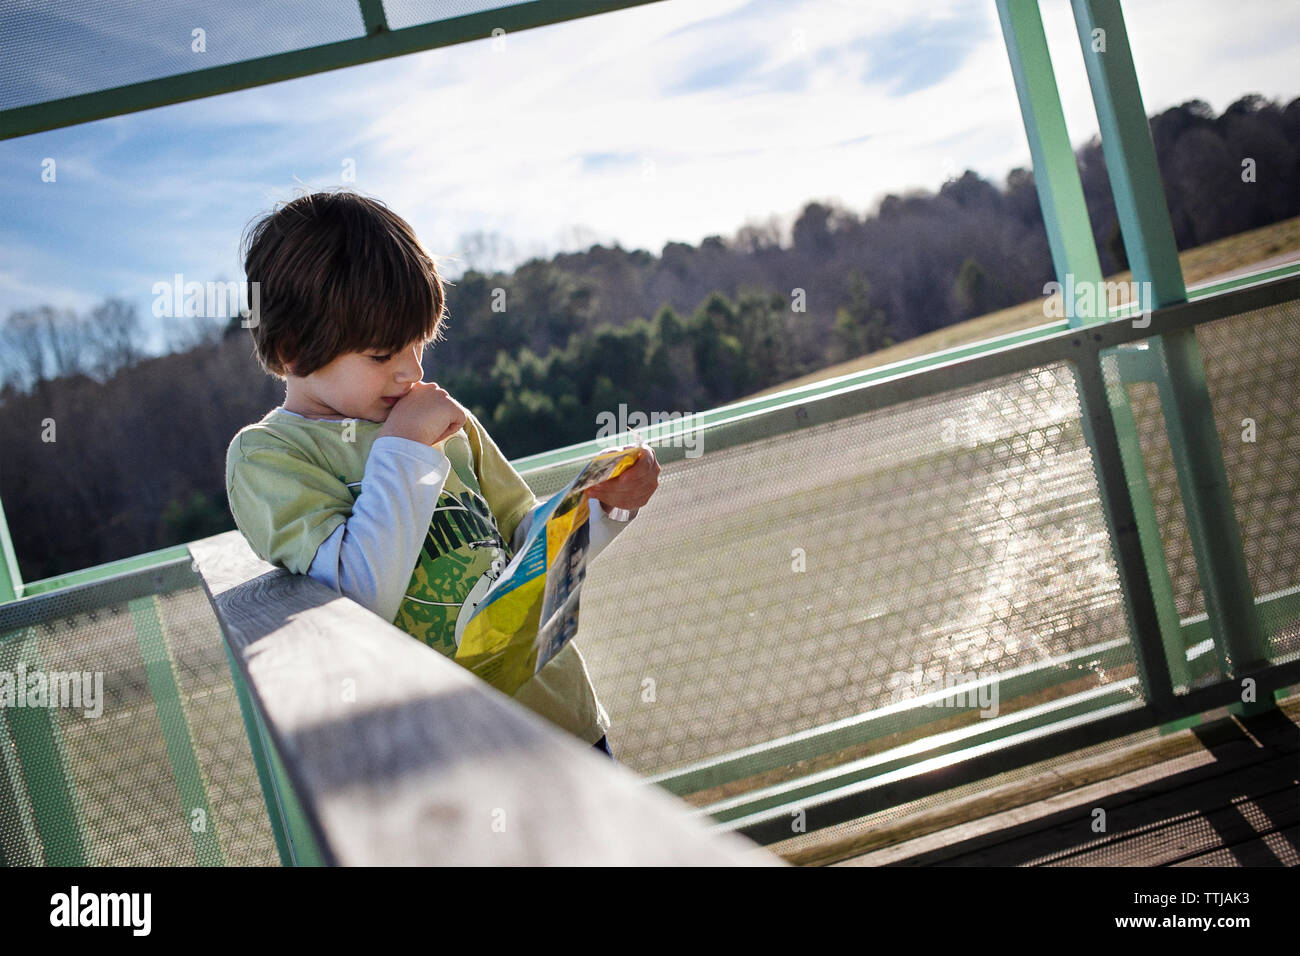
[41,305,91,379]
[551,223,604,255]
[83,298,145,380]
[450,229,519,277]
[733,214,786,255]
[162,312,225,353]
[0,307,62,389]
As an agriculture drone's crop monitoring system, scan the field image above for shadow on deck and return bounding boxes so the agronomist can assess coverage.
[777,694,1300,866]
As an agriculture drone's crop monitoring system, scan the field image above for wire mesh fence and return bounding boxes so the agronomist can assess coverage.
[576,362,1140,778]
[0,571,278,866]
[1116,296,1300,660]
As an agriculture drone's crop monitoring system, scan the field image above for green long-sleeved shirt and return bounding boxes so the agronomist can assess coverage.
[225,406,611,743]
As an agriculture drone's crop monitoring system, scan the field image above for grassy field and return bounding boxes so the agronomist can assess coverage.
[743,216,1300,402]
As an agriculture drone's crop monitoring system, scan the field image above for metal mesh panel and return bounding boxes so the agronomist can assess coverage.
[151,586,280,864]
[1125,378,1204,621]
[0,0,367,112]
[1114,298,1300,665]
[383,0,533,31]
[575,362,1138,778]
[1200,298,1300,661]
[0,572,278,865]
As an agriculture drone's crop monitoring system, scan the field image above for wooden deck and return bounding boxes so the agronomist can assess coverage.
[783,694,1300,866]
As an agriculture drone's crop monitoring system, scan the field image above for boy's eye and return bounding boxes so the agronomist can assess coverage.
[370,354,392,363]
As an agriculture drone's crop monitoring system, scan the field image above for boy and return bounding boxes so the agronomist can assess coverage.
[225,189,659,758]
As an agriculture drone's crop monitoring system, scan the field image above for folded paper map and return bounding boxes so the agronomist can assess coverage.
[453,443,647,694]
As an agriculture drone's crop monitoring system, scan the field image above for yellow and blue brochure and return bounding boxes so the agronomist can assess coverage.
[454,443,646,694]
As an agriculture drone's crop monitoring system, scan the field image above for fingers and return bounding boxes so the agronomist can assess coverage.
[586,445,659,509]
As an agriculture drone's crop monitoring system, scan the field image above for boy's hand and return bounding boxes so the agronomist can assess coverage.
[584,444,660,512]
[377,381,468,446]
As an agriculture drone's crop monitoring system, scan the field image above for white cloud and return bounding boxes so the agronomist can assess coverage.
[0,0,1295,325]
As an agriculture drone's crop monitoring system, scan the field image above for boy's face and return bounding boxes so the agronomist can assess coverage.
[282,338,424,422]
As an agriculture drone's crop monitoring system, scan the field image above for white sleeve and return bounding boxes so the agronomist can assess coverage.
[308,436,451,623]
[510,495,637,562]
[588,498,637,561]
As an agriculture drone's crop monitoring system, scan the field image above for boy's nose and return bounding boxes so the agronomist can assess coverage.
[396,344,423,381]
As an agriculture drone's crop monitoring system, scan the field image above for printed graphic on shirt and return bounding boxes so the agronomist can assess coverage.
[341,431,514,658]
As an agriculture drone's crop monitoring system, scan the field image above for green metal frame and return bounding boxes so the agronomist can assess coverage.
[717,662,1300,845]
[18,545,192,599]
[0,0,669,141]
[0,562,282,864]
[653,637,1136,797]
[1073,0,1270,698]
[506,268,1300,484]
[996,0,1189,696]
[662,583,1300,808]
[1100,361,1191,690]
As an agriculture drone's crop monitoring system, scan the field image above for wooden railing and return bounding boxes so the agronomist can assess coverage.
[188,530,778,866]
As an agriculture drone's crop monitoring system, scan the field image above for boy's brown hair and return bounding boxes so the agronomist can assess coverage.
[241,189,447,379]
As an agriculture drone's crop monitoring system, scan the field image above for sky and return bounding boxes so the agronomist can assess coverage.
[1,0,1298,353]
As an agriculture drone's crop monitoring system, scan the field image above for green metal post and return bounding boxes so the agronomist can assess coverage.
[995,0,1104,304]
[255,704,326,866]
[129,594,224,865]
[222,638,323,866]
[0,628,88,864]
[357,0,389,35]
[0,495,21,603]
[997,0,1178,711]
[0,675,46,864]
[224,640,293,867]
[1101,353,1191,692]
[1072,0,1271,712]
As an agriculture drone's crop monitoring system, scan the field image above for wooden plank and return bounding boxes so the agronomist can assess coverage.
[188,531,778,866]
[829,703,1298,867]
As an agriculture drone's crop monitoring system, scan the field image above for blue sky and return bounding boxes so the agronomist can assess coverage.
[1,0,1298,353]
